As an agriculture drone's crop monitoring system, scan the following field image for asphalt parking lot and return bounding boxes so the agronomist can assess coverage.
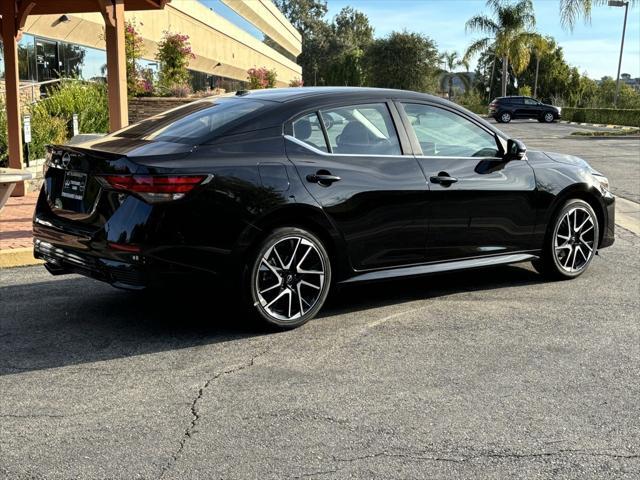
[1,121,639,479]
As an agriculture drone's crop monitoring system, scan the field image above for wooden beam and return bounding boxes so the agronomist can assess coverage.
[1,1,25,196]
[30,0,167,15]
[96,0,116,28]
[103,0,128,131]
[16,0,36,31]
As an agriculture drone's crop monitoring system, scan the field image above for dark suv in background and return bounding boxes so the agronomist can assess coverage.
[489,96,561,123]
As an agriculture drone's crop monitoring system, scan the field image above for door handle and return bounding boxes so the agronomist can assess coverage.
[307,172,341,186]
[430,173,458,186]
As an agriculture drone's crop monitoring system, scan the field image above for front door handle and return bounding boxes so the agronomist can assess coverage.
[430,173,458,186]
[307,171,341,186]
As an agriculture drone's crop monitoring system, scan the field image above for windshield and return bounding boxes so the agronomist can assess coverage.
[112,98,266,144]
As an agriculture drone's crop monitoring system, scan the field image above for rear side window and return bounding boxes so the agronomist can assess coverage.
[319,103,402,155]
[113,98,265,144]
[292,112,328,152]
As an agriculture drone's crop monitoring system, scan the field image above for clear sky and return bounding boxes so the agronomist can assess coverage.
[325,0,640,79]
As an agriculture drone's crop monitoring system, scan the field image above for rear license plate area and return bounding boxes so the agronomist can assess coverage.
[61,171,88,200]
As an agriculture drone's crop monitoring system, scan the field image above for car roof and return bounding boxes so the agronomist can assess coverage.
[236,86,448,105]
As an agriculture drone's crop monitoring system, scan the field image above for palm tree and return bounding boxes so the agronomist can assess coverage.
[530,34,554,98]
[465,0,536,97]
[560,0,637,30]
[438,51,471,100]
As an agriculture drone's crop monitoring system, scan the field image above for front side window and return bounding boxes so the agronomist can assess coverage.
[292,112,328,152]
[319,103,402,155]
[402,103,500,158]
[524,98,538,105]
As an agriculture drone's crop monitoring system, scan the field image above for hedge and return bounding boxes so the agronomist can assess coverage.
[562,108,640,127]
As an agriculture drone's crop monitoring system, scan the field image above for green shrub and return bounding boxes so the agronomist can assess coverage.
[456,90,487,115]
[562,108,640,127]
[39,80,109,134]
[0,97,66,167]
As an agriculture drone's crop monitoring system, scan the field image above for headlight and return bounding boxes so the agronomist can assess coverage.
[556,107,562,114]
[593,174,609,192]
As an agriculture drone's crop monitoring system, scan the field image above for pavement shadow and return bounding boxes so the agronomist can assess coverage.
[0,263,546,375]
[0,276,267,376]
[319,263,545,318]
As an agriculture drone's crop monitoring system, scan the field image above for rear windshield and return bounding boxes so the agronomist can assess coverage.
[112,97,266,144]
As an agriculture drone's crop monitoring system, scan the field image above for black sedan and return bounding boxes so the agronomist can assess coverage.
[34,87,614,328]
[489,96,562,123]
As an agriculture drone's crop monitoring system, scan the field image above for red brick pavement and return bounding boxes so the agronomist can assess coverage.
[0,192,38,250]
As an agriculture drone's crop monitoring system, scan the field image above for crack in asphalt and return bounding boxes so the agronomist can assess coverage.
[158,348,268,479]
[295,448,639,478]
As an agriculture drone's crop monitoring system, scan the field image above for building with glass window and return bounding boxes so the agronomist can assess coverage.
[0,0,301,93]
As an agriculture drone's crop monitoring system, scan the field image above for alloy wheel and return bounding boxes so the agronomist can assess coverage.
[255,236,326,322]
[544,112,554,123]
[501,112,511,123]
[553,206,596,273]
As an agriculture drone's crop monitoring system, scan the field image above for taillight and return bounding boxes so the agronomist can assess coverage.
[100,175,208,202]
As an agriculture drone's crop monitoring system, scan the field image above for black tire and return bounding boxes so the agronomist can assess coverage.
[247,227,331,329]
[499,111,512,123]
[533,199,599,280]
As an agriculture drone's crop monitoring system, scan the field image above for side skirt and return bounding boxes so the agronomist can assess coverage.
[338,253,539,284]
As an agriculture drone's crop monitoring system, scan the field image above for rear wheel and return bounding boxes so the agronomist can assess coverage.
[499,112,512,123]
[533,199,599,279]
[248,227,331,329]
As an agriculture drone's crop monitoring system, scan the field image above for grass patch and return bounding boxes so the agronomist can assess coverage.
[570,128,639,137]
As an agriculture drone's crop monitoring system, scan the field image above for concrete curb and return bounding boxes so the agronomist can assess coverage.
[0,247,42,269]
[560,121,634,129]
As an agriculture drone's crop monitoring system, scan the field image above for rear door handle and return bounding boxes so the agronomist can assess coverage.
[430,174,458,186]
[307,172,341,186]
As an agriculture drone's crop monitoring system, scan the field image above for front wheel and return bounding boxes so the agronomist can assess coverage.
[543,112,555,123]
[533,199,599,279]
[248,227,331,329]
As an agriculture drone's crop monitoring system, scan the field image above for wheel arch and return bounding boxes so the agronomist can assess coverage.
[233,204,351,281]
[545,184,606,246]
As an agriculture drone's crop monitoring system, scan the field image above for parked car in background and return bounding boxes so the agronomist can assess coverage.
[34,87,612,329]
[489,96,561,123]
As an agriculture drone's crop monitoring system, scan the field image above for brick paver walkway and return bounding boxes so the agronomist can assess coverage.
[0,192,38,250]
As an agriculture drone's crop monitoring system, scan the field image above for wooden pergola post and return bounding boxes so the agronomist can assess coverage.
[101,0,129,131]
[1,1,26,196]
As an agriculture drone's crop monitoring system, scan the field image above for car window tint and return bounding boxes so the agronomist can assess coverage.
[402,103,500,158]
[292,112,328,152]
[113,98,265,144]
[319,103,401,155]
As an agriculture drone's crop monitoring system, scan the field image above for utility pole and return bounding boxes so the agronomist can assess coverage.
[609,0,629,107]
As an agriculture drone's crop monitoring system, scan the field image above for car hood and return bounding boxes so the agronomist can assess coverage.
[543,151,601,175]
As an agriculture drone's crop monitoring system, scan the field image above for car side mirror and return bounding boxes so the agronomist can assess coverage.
[506,138,527,160]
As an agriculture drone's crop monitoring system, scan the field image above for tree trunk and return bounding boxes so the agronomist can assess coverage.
[488,56,497,101]
[501,56,509,97]
[533,56,540,98]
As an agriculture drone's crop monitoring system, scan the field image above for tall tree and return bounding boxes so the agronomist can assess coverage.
[365,31,439,92]
[438,51,471,100]
[529,34,554,98]
[274,0,329,84]
[465,0,536,97]
[559,0,637,30]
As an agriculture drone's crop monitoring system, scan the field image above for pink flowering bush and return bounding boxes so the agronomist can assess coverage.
[124,21,146,96]
[289,77,304,88]
[247,67,277,89]
[156,31,196,94]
